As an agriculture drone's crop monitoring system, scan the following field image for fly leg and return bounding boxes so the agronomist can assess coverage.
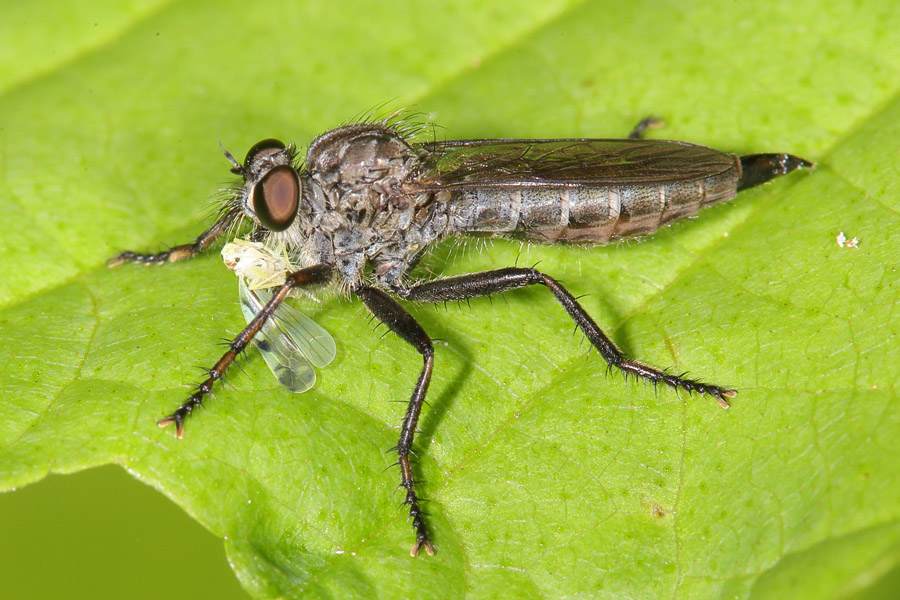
[108,207,242,267]
[158,265,333,437]
[628,116,665,139]
[395,268,736,407]
[356,286,436,557]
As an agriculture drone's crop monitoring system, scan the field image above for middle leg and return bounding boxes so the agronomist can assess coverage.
[394,267,735,406]
[356,285,436,557]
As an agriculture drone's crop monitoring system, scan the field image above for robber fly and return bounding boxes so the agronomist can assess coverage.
[110,114,811,556]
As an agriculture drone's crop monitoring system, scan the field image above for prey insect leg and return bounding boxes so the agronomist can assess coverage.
[108,207,242,267]
[158,264,333,437]
[396,268,736,406]
[356,286,436,557]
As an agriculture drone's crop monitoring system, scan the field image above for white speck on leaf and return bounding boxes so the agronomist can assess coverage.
[836,232,860,249]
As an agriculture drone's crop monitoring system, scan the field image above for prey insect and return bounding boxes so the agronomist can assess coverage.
[110,114,812,556]
[221,238,336,392]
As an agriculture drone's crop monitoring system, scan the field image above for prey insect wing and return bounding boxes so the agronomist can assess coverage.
[267,293,336,368]
[238,278,335,392]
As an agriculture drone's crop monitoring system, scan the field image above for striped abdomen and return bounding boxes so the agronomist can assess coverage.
[443,155,741,244]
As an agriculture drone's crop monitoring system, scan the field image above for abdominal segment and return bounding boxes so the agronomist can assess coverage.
[446,156,741,244]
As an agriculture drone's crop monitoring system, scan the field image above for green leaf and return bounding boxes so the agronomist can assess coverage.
[2,1,899,598]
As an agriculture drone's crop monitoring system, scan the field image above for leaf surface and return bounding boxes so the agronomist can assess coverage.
[2,1,899,598]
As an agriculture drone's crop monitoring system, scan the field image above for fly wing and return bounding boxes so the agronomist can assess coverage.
[409,138,735,190]
[238,279,333,392]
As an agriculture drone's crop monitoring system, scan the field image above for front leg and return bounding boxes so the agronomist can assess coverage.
[355,286,436,557]
[158,265,333,437]
[395,267,736,406]
[108,206,242,267]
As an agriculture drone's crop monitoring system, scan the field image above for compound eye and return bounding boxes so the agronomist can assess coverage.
[250,165,299,231]
[243,138,286,169]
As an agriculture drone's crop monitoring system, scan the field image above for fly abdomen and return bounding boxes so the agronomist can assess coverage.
[446,154,742,244]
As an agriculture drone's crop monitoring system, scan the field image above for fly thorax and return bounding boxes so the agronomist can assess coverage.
[306,124,417,221]
[303,123,423,285]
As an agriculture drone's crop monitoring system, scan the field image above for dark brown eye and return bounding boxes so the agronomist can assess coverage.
[250,165,299,231]
[244,138,286,169]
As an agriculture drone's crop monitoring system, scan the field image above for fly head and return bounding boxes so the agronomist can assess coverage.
[221,138,302,233]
